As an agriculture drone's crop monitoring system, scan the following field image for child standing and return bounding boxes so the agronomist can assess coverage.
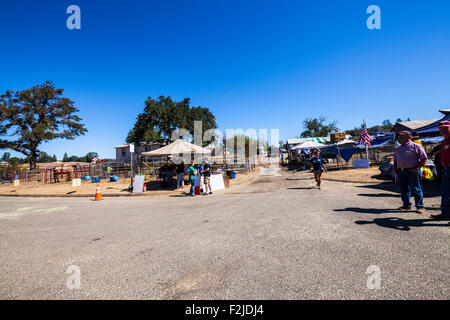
[311,149,327,189]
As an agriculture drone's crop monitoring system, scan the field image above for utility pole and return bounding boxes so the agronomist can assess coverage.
[130,143,135,191]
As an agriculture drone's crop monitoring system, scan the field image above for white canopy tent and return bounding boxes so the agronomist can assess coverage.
[335,139,357,146]
[141,139,211,157]
[292,140,327,149]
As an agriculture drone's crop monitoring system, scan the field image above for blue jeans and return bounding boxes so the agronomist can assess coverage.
[397,169,424,209]
[189,177,196,196]
[440,168,450,216]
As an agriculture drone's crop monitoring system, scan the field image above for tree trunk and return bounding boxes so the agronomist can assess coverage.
[29,153,37,171]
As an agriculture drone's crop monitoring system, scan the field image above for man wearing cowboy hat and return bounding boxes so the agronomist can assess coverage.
[431,120,450,221]
[393,130,428,213]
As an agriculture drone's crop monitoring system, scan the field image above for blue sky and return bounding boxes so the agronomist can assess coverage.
[1,0,449,159]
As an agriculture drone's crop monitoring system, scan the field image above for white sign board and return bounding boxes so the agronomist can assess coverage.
[202,174,225,191]
[353,159,370,169]
[72,178,81,187]
[130,143,135,153]
[133,175,145,193]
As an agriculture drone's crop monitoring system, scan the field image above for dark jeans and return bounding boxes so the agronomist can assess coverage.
[166,171,174,188]
[440,168,450,216]
[397,169,424,209]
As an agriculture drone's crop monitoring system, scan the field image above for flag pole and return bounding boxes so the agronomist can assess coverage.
[363,118,369,160]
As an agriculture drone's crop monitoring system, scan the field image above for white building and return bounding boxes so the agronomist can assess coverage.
[114,141,168,163]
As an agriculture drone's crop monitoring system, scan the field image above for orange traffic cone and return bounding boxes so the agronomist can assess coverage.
[92,184,104,201]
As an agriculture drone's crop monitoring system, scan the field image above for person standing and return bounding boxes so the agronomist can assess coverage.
[311,149,327,189]
[202,160,212,195]
[187,161,198,196]
[431,121,450,221]
[165,160,176,189]
[393,131,428,213]
[430,144,442,184]
[176,160,185,189]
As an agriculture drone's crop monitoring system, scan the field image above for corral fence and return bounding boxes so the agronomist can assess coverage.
[1,158,258,185]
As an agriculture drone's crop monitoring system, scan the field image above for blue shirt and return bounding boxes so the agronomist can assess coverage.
[311,157,325,171]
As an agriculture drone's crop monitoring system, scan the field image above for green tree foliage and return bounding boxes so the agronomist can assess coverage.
[1,152,10,161]
[223,134,257,157]
[37,151,55,163]
[85,152,99,163]
[127,96,217,144]
[61,152,98,162]
[126,126,162,144]
[300,117,339,138]
[6,157,28,168]
[0,81,87,169]
[222,134,275,157]
[346,118,398,136]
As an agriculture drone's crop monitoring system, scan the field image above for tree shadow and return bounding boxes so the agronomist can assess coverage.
[334,207,403,214]
[355,217,448,231]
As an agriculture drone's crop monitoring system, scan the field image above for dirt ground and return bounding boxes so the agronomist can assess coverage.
[2,165,438,196]
[0,170,255,197]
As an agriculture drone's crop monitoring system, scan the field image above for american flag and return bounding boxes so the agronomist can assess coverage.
[358,120,371,147]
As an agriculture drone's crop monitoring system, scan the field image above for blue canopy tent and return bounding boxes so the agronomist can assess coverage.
[414,111,450,137]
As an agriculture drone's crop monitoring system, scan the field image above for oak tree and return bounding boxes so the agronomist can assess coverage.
[0,81,87,169]
[127,96,217,144]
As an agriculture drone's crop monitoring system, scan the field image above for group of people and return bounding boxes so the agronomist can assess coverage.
[393,121,450,222]
[305,126,450,221]
[158,159,213,196]
[186,160,212,196]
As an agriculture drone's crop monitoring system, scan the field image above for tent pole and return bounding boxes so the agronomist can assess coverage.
[336,144,342,169]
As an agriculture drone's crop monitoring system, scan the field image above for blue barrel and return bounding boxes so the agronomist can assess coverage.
[232,171,237,179]
[92,177,101,183]
[81,176,91,181]
[110,176,119,182]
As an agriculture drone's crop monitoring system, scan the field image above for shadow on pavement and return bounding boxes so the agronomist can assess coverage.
[287,187,315,190]
[356,182,440,198]
[355,217,448,231]
[357,193,398,198]
[334,207,403,214]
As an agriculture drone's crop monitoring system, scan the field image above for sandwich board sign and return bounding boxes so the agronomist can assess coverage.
[133,175,145,193]
[72,178,81,187]
[202,174,225,191]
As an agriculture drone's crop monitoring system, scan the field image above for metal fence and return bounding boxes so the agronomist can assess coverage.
[1,158,257,185]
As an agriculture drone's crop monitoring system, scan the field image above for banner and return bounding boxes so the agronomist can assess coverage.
[335,147,357,163]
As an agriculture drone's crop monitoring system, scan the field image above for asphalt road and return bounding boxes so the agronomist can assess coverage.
[0,168,448,299]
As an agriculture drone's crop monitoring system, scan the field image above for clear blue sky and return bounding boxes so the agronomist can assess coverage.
[1,0,449,159]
